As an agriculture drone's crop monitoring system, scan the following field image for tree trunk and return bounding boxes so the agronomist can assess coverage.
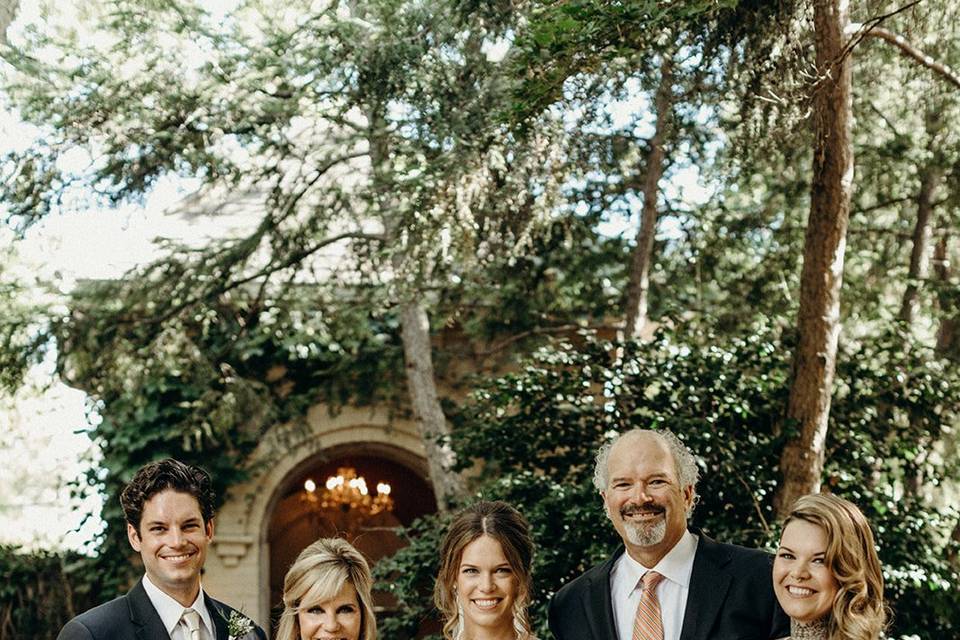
[934,233,958,357]
[364,95,465,512]
[897,116,944,497]
[898,168,940,323]
[948,516,960,569]
[775,0,853,516]
[934,233,960,569]
[899,113,944,324]
[624,56,673,339]
[399,302,466,512]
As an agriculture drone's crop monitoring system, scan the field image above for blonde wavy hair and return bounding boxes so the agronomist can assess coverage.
[783,494,888,640]
[275,538,377,640]
[434,501,535,640]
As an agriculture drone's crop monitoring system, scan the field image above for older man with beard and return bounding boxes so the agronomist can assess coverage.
[548,429,789,640]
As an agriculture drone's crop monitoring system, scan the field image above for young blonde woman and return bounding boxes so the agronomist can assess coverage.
[434,501,538,640]
[276,538,377,640]
[774,494,888,640]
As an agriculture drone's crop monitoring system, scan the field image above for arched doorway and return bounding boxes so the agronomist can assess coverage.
[266,443,437,627]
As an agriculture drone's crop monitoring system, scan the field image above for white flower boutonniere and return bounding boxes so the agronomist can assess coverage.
[226,610,255,640]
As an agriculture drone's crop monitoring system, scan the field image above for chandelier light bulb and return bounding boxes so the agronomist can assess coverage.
[307,466,395,519]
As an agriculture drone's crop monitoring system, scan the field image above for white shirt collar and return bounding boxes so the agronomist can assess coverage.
[621,529,699,590]
[142,574,214,637]
[610,530,700,640]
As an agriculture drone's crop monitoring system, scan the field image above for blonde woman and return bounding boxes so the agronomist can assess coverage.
[276,538,377,640]
[774,494,887,640]
[434,501,538,640]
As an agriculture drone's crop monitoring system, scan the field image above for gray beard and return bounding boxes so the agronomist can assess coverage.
[623,516,667,547]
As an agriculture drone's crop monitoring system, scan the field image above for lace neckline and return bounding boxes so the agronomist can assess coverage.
[790,617,828,639]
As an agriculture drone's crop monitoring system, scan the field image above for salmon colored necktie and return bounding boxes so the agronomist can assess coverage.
[631,571,664,640]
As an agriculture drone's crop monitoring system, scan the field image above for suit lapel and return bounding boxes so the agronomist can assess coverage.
[584,547,623,640]
[679,533,733,640]
[126,579,171,640]
[206,595,228,640]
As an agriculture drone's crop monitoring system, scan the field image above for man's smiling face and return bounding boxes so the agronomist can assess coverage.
[602,431,693,566]
[127,488,213,606]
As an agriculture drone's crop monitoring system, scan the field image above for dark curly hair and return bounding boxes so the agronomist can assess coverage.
[120,458,216,533]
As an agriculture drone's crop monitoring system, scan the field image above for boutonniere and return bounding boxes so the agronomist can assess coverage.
[225,610,255,640]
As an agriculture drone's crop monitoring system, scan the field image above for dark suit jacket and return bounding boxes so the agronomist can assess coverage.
[548,531,790,640]
[56,578,268,640]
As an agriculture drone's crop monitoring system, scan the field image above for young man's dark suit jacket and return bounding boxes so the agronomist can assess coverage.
[56,578,268,640]
[548,531,790,640]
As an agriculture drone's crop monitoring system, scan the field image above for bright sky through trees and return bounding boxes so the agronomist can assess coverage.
[0,0,716,550]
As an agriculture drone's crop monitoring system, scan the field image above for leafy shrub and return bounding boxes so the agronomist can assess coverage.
[0,545,100,640]
[376,322,960,639]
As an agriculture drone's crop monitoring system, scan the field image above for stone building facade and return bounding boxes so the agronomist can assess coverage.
[201,402,437,631]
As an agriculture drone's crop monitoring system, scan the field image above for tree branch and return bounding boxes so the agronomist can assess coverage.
[865,100,901,136]
[852,195,949,216]
[847,21,960,89]
[224,230,384,291]
[841,1,922,59]
[114,229,383,329]
[476,322,621,356]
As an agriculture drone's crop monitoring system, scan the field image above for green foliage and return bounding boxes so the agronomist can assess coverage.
[0,545,100,640]
[3,2,960,638]
[377,322,960,639]
[503,0,799,126]
[374,513,447,639]
[826,327,960,635]
[0,242,56,392]
[442,213,628,343]
[61,272,406,600]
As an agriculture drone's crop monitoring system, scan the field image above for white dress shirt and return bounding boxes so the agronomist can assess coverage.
[142,574,215,640]
[610,530,699,640]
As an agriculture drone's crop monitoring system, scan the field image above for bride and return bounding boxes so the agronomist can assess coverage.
[433,501,538,640]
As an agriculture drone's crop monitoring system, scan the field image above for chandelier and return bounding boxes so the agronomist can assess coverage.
[303,466,394,517]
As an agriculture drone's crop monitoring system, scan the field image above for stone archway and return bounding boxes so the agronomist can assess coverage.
[201,404,436,633]
[265,443,436,628]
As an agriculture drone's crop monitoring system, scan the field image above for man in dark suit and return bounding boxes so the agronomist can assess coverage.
[549,429,789,640]
[57,459,267,640]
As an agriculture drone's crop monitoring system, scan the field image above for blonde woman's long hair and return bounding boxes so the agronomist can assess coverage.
[784,494,888,640]
[275,537,377,640]
[434,500,535,640]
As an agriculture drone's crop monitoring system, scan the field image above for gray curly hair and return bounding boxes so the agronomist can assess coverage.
[593,428,700,516]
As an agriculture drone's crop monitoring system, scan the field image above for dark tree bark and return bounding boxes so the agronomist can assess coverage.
[934,233,958,358]
[624,56,673,339]
[898,179,937,496]
[934,233,960,568]
[776,0,853,516]
[899,113,944,324]
[898,165,942,323]
[949,517,960,569]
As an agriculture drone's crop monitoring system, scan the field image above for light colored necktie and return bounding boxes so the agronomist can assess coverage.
[631,570,665,640]
[181,608,202,640]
